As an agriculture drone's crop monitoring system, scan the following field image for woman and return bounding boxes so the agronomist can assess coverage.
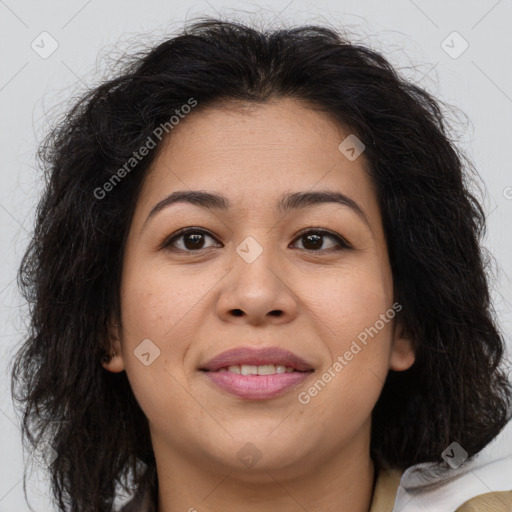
[10,17,512,512]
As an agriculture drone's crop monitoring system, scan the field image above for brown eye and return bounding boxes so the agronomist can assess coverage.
[161,228,220,251]
[291,229,351,251]
[161,227,351,253]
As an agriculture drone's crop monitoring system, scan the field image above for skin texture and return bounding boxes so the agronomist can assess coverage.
[102,97,415,512]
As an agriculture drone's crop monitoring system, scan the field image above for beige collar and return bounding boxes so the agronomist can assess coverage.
[369,467,403,512]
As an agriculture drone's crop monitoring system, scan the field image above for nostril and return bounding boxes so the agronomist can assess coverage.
[232,309,244,316]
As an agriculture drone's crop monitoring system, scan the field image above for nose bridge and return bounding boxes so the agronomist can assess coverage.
[234,231,283,297]
[230,202,280,268]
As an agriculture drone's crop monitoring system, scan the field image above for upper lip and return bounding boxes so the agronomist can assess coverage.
[199,346,314,372]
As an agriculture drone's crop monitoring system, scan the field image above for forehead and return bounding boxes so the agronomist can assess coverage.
[135,97,381,228]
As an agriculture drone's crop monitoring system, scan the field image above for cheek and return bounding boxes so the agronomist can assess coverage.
[297,264,394,417]
[120,257,213,344]
[118,263,202,412]
[300,261,394,344]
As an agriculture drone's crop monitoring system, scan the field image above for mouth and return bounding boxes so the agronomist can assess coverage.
[198,346,315,400]
[209,363,307,375]
[199,346,314,372]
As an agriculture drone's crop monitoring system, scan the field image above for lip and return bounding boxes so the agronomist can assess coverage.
[201,371,313,400]
[198,346,314,400]
[199,346,314,372]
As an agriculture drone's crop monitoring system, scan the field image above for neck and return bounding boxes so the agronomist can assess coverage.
[152,425,376,512]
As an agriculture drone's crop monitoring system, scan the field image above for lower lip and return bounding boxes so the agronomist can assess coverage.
[201,370,313,400]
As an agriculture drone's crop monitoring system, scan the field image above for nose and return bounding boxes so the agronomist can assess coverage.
[216,242,299,327]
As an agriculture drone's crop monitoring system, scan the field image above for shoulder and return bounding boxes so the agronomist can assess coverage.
[392,453,512,512]
[455,491,512,511]
[371,453,512,511]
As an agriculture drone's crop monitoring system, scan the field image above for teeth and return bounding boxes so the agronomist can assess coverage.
[221,364,297,375]
[241,365,257,375]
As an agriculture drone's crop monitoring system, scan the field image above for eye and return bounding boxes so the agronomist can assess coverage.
[160,227,352,253]
[160,228,221,252]
[290,228,352,252]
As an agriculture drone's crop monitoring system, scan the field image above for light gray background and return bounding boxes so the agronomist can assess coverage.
[1,0,511,510]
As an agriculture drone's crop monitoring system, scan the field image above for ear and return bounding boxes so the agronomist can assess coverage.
[389,316,415,372]
[101,319,126,373]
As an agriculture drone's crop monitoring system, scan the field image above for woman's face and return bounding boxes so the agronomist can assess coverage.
[103,97,414,479]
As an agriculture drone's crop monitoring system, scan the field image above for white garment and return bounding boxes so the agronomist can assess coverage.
[393,419,512,511]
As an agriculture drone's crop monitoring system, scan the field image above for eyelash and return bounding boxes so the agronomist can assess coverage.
[160,227,352,253]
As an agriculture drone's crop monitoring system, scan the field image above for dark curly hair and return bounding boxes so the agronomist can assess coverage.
[10,16,512,512]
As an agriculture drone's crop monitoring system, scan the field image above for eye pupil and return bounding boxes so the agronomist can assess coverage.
[303,233,322,250]
[184,233,204,249]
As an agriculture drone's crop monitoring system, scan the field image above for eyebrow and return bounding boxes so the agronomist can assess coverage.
[143,189,372,232]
